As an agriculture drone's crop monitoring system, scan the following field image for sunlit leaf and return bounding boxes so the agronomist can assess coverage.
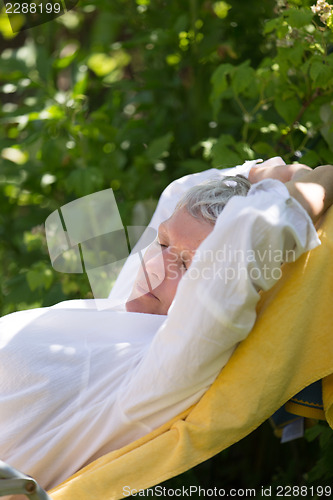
[1,147,28,165]
[0,10,24,39]
[87,51,131,77]
[27,265,53,291]
[213,1,231,19]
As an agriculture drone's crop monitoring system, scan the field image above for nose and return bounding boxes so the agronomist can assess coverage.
[142,245,166,290]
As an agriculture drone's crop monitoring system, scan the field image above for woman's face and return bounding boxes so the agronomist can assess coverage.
[126,207,213,315]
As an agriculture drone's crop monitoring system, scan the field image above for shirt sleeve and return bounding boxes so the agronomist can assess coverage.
[114,179,320,431]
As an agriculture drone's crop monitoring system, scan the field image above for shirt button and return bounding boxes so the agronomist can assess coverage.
[286,197,293,206]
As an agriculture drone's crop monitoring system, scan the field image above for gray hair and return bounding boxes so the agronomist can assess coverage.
[176,175,251,224]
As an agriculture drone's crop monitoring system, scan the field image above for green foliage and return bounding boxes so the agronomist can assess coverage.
[1,0,333,491]
[210,1,333,168]
[0,0,279,314]
[305,422,333,482]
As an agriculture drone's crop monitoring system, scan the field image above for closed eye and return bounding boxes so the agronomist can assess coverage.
[156,240,168,249]
[157,241,187,270]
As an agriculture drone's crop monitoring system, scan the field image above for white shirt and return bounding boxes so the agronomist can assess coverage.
[0,165,320,490]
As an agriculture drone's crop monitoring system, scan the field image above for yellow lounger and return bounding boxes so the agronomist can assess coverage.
[50,207,333,500]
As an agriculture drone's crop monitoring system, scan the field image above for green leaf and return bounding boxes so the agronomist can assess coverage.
[66,168,104,196]
[319,143,333,163]
[320,123,333,153]
[305,424,323,442]
[310,57,333,89]
[282,43,304,66]
[0,12,25,39]
[211,63,234,98]
[53,52,78,70]
[87,51,131,77]
[211,134,242,168]
[234,142,255,160]
[274,95,300,124]
[210,63,234,117]
[263,18,282,35]
[252,142,277,158]
[299,149,320,167]
[36,45,53,84]
[213,1,232,19]
[320,103,333,124]
[107,150,127,171]
[285,8,313,28]
[26,265,53,291]
[145,132,173,163]
[72,72,88,97]
[232,61,256,95]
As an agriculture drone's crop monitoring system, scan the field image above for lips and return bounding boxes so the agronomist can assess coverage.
[135,281,159,300]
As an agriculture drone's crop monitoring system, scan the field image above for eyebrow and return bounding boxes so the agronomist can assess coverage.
[158,222,194,262]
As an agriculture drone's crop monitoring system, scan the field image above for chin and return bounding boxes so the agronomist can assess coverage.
[125,296,161,315]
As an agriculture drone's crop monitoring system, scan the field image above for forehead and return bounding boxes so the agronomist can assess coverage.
[159,207,213,252]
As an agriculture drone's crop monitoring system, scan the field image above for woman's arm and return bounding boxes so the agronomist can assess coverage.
[248,163,312,184]
[250,162,333,223]
[285,165,333,223]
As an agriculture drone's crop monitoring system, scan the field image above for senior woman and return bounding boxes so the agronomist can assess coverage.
[0,160,332,491]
